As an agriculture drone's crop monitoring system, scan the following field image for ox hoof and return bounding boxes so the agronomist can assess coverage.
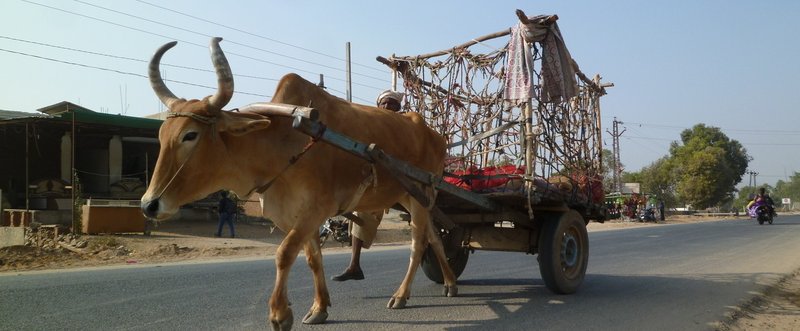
[302,310,328,325]
[269,308,294,331]
[386,296,407,309]
[443,285,458,297]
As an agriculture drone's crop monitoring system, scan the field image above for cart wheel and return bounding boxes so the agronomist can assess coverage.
[538,210,589,294]
[421,227,469,284]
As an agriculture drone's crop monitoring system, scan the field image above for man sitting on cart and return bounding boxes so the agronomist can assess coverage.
[332,90,404,281]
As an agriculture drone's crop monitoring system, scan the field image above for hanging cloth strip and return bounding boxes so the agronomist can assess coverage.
[503,22,535,105]
[535,20,578,103]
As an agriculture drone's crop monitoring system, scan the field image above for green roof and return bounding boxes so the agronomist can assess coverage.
[37,101,162,130]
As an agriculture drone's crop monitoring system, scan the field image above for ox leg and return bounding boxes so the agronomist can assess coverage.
[386,200,459,309]
[425,221,458,297]
[268,229,305,331]
[301,237,330,324]
[386,214,425,309]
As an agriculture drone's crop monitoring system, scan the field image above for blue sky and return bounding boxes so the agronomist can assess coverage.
[1,0,798,188]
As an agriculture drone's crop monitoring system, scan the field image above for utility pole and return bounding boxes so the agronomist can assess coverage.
[746,170,759,187]
[317,74,325,89]
[345,42,352,102]
[606,117,625,192]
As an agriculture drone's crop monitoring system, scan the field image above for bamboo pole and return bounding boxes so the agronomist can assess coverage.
[392,11,558,61]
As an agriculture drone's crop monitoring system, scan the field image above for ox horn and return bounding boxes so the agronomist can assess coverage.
[206,37,234,112]
[148,41,181,110]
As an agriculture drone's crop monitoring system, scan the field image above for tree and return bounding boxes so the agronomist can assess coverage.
[669,124,750,210]
[638,157,678,208]
[620,171,642,185]
[601,148,622,192]
[774,172,800,209]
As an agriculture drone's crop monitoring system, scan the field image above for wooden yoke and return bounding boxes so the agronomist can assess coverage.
[237,102,319,120]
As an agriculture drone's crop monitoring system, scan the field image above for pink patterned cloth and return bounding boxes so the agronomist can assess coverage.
[504,17,578,104]
[503,23,535,104]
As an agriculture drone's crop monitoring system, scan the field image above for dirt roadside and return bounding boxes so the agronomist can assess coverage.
[0,213,797,329]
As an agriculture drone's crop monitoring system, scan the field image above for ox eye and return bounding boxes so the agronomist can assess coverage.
[182,132,198,142]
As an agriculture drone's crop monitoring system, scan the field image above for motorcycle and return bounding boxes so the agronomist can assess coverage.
[319,216,351,247]
[747,200,774,225]
[639,207,657,222]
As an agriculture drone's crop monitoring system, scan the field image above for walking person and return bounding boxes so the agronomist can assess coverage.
[215,191,237,238]
[658,199,665,221]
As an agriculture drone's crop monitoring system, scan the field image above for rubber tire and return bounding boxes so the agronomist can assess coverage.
[538,210,589,294]
[421,227,469,284]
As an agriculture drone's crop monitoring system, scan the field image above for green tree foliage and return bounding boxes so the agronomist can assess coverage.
[733,185,757,211]
[620,171,642,186]
[670,124,750,209]
[778,174,800,199]
[601,148,620,192]
[774,172,800,208]
[637,157,678,207]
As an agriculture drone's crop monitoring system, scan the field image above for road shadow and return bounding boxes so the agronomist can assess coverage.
[335,272,785,330]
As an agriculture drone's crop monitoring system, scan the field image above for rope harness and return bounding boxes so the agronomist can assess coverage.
[157,111,378,217]
[337,163,378,215]
[252,130,322,195]
[155,111,321,200]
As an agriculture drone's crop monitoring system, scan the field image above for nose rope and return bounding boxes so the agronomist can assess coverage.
[153,112,215,200]
[154,131,201,201]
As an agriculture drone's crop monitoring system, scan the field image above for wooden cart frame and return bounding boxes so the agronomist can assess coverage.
[303,10,610,294]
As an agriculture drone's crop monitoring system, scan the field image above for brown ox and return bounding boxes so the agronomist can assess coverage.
[140,38,457,330]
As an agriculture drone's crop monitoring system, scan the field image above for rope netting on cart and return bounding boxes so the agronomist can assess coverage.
[379,10,611,209]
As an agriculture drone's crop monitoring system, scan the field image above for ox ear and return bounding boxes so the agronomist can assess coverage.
[217,113,271,136]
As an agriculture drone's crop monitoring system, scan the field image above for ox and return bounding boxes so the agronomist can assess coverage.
[140,37,458,330]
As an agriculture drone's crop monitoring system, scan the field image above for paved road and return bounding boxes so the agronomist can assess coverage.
[2,216,799,330]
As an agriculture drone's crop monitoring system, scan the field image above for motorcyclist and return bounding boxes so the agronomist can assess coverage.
[748,187,776,217]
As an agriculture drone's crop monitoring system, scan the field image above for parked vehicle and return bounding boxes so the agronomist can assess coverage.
[639,207,657,222]
[319,216,350,247]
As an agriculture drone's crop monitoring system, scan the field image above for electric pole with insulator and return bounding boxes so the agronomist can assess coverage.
[607,117,625,192]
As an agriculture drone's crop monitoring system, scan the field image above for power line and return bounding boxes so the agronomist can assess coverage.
[624,135,673,142]
[625,135,800,146]
[21,0,385,92]
[0,35,279,82]
[327,86,371,104]
[73,0,387,83]
[625,121,800,135]
[134,0,389,75]
[621,136,668,158]
[623,126,674,154]
[0,44,371,104]
[0,47,272,98]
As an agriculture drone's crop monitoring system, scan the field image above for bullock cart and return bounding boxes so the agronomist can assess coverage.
[345,11,608,293]
[300,10,609,294]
